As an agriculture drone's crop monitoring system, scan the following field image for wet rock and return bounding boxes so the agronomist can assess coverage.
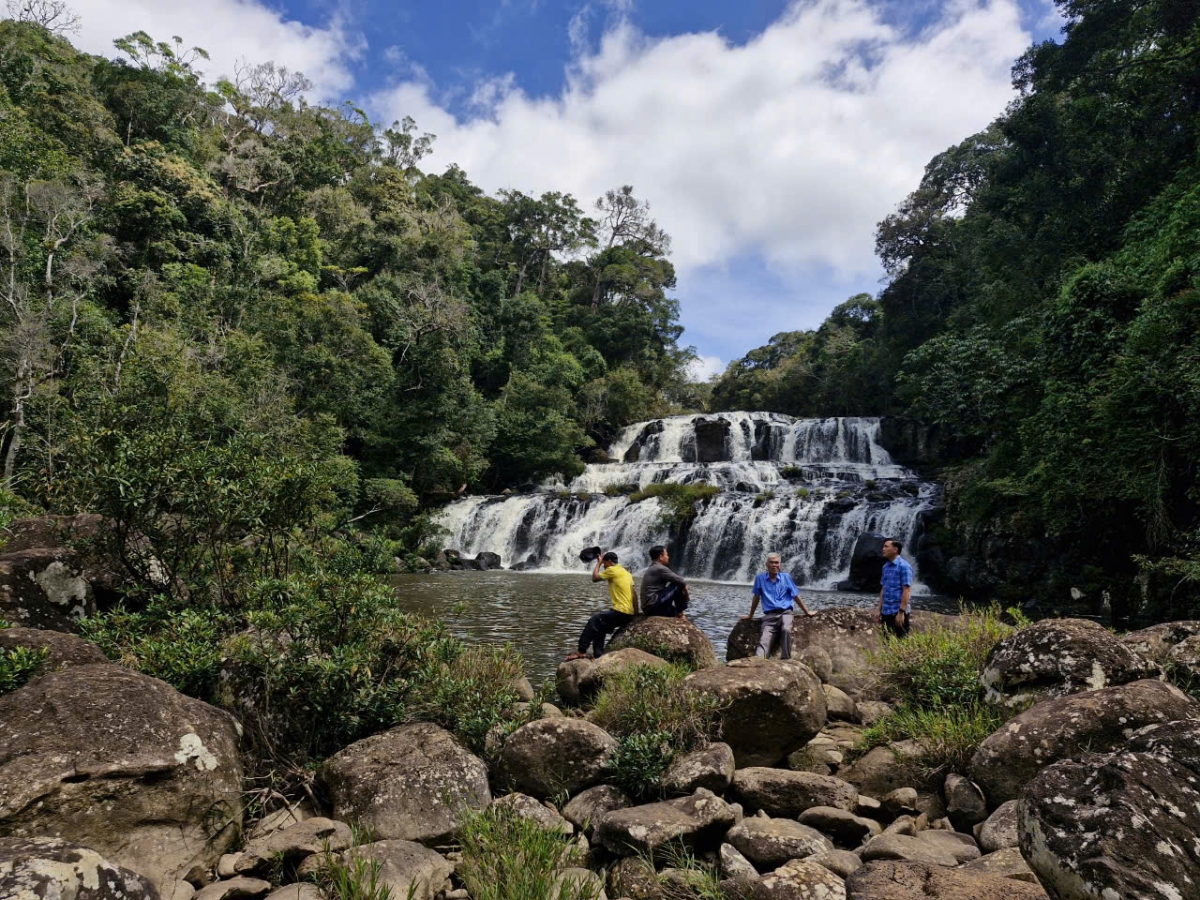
[556,658,595,706]
[860,831,979,867]
[473,551,502,570]
[497,718,618,799]
[0,664,242,895]
[809,849,862,879]
[942,774,987,832]
[845,860,1050,900]
[0,626,108,672]
[732,768,858,817]
[961,847,1040,884]
[684,658,826,766]
[663,742,735,795]
[823,684,859,722]
[578,647,670,695]
[1120,620,1200,663]
[725,817,833,871]
[342,840,453,900]
[609,616,719,669]
[1018,718,1200,900]
[321,722,490,844]
[689,417,732,464]
[747,858,847,900]
[980,618,1154,705]
[235,818,352,875]
[975,800,1019,854]
[193,878,272,900]
[491,793,573,834]
[0,836,161,900]
[594,788,736,855]
[797,807,882,848]
[562,785,633,837]
[969,678,1198,804]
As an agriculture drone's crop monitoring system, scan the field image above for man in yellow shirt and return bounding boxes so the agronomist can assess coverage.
[566,550,638,660]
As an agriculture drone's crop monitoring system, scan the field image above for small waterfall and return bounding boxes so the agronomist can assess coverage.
[438,413,939,587]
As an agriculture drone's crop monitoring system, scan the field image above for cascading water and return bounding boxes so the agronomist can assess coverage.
[437,413,939,587]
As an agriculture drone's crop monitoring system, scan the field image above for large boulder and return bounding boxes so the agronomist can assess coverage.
[0,626,108,672]
[725,817,833,872]
[555,658,595,706]
[1019,718,1200,900]
[562,785,633,837]
[839,741,929,797]
[594,789,736,855]
[342,840,453,900]
[688,417,731,463]
[609,616,719,669]
[731,768,858,817]
[496,718,617,799]
[662,742,735,795]
[942,774,987,832]
[980,618,1154,705]
[969,679,1198,805]
[577,647,670,695]
[683,658,826,766]
[0,664,242,895]
[321,722,490,844]
[747,857,848,900]
[0,836,161,900]
[796,807,881,848]
[233,818,352,874]
[845,860,1050,900]
[490,793,573,834]
[1120,620,1200,663]
[847,534,888,593]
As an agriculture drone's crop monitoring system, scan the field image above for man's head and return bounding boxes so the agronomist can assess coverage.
[602,551,619,567]
[649,544,669,565]
[882,539,902,561]
[766,552,782,574]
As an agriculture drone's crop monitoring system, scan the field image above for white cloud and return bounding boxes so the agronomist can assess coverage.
[65,0,361,99]
[687,355,725,382]
[374,0,1033,280]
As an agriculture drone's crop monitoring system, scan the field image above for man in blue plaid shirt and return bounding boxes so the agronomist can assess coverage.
[877,537,914,637]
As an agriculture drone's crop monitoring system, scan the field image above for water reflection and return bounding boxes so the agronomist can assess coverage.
[391,571,958,684]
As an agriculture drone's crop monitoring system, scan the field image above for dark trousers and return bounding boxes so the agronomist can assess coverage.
[579,609,634,656]
[882,610,911,637]
[643,583,688,618]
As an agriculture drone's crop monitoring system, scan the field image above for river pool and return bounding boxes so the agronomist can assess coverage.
[391,571,958,683]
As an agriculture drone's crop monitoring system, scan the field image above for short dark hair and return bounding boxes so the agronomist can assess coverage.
[602,551,619,563]
[883,538,903,554]
[649,545,666,561]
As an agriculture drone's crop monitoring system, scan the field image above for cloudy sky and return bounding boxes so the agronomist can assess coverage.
[56,0,1063,379]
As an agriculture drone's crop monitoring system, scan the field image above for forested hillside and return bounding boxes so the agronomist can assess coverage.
[0,18,700,549]
[712,0,1200,619]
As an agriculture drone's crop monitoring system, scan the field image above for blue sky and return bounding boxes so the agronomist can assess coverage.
[64,0,1064,377]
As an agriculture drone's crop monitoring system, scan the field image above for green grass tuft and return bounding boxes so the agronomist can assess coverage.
[627,483,721,526]
[0,645,49,697]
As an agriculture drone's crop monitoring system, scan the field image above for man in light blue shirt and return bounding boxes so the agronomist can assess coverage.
[877,537,914,637]
[741,552,816,660]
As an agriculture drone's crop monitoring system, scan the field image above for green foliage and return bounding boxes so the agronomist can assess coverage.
[627,483,720,526]
[603,483,637,497]
[457,806,600,900]
[780,466,804,480]
[754,491,775,504]
[590,664,724,799]
[859,703,1007,775]
[794,487,810,499]
[0,645,48,696]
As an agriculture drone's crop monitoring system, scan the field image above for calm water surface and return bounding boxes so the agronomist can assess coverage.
[391,571,957,683]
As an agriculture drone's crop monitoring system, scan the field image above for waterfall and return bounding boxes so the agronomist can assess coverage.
[437,413,939,587]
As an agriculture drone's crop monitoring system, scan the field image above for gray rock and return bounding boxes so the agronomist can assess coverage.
[809,849,862,879]
[193,878,272,900]
[608,616,719,669]
[552,867,607,900]
[321,722,490,844]
[1167,633,1200,675]
[0,515,105,632]
[578,648,670,696]
[725,817,833,871]
[969,678,1198,804]
[342,840,453,900]
[797,807,882,848]
[795,647,833,683]
[881,816,916,837]
[0,626,108,672]
[844,860,1051,900]
[235,819,353,874]
[556,658,594,706]
[746,858,847,900]
[512,676,536,701]
[515,700,564,719]
[840,742,927,798]
[981,618,1155,705]
[491,792,573,834]
[684,658,826,766]
[976,800,1019,854]
[1019,718,1200,900]
[961,847,1040,884]
[606,857,659,899]
[1120,620,1200,663]
[217,855,240,879]
[823,684,859,723]
[720,842,759,880]
[732,767,859,817]
[0,664,242,895]
[854,795,882,820]
[247,803,314,841]
[0,836,161,900]
[860,831,979,867]
[263,887,324,900]
[855,702,892,727]
[943,774,987,832]
[497,718,618,799]
[595,789,736,855]
[562,785,633,837]
[662,742,735,795]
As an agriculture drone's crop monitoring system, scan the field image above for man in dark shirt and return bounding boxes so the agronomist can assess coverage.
[640,545,690,618]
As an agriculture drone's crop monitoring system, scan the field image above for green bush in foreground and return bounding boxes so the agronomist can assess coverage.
[0,645,49,697]
[627,483,721,526]
[859,703,1007,775]
[590,664,724,799]
[457,806,600,900]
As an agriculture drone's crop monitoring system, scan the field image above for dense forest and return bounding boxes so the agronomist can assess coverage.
[712,0,1200,619]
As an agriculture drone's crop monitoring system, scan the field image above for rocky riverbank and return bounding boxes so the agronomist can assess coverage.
[2,517,1200,899]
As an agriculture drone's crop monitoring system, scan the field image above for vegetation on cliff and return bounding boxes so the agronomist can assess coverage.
[711,0,1200,618]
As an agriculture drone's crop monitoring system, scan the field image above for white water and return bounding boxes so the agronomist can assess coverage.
[437,413,937,586]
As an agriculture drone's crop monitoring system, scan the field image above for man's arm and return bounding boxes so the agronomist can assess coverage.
[743,592,760,620]
[877,587,885,621]
[592,556,604,583]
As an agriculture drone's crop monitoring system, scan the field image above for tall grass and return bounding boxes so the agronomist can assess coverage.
[590,664,724,799]
[457,806,600,900]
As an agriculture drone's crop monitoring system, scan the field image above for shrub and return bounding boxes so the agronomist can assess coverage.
[794,487,810,499]
[457,805,601,900]
[627,483,721,526]
[858,703,1007,775]
[864,479,878,490]
[754,491,775,504]
[576,492,593,503]
[590,664,724,799]
[779,466,804,480]
[603,483,638,497]
[0,645,48,696]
